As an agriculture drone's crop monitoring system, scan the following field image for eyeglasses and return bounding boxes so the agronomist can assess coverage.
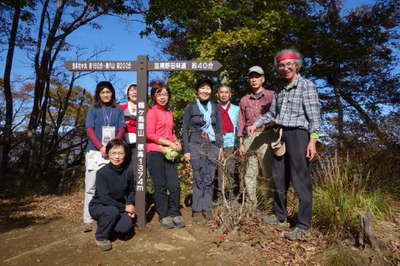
[278,61,295,69]
[156,93,169,97]
[109,152,125,156]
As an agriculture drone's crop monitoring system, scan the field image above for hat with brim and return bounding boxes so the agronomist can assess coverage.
[248,66,264,76]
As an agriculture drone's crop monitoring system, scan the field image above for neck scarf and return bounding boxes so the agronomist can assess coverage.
[196,99,215,141]
[128,101,137,114]
[219,102,234,134]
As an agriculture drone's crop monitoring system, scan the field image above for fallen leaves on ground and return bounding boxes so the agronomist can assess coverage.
[0,192,83,226]
[1,192,399,265]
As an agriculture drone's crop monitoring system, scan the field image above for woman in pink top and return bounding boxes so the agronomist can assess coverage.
[146,81,185,229]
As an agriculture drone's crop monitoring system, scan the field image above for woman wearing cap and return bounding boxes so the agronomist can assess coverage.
[248,48,321,241]
[119,83,138,164]
[146,81,186,229]
[84,81,125,233]
[182,78,224,223]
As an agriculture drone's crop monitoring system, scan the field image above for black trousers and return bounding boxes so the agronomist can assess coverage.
[272,128,312,230]
[89,204,134,241]
[147,151,181,219]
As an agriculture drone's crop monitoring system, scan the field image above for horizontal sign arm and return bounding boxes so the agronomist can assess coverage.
[65,60,222,72]
[64,61,137,71]
[148,60,222,71]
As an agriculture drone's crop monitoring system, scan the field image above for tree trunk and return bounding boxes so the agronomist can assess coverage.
[20,0,143,178]
[339,89,400,152]
[24,0,64,177]
[1,3,21,176]
[334,86,344,151]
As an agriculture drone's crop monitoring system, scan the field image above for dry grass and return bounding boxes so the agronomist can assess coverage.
[313,154,393,238]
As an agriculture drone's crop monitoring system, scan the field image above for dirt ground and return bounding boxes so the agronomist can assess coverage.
[0,192,399,266]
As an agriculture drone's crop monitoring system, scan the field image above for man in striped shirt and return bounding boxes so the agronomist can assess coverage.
[248,48,321,241]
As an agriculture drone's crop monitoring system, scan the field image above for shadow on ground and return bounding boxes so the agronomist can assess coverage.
[0,196,59,234]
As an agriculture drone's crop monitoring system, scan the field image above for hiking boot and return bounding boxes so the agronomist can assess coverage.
[82,223,93,233]
[95,239,112,251]
[108,231,118,241]
[263,214,287,226]
[160,216,175,229]
[172,216,186,228]
[192,211,204,223]
[117,230,134,241]
[284,227,310,241]
[203,210,214,221]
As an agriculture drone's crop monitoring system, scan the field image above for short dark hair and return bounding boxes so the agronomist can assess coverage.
[94,81,117,107]
[105,139,129,155]
[126,83,137,97]
[150,81,171,106]
[195,78,214,91]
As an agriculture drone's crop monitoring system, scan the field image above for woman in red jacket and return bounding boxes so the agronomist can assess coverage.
[119,83,137,164]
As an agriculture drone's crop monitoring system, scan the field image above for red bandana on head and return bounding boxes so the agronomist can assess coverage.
[277,53,298,62]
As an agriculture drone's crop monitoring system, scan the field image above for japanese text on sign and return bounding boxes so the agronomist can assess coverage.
[137,101,145,137]
[151,61,220,71]
[191,61,214,70]
[153,62,187,70]
[68,61,134,71]
[136,144,145,191]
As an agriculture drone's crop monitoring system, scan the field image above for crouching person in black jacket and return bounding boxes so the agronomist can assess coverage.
[89,139,136,251]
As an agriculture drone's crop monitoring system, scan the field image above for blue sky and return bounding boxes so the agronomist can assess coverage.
[1,0,377,102]
[65,14,164,101]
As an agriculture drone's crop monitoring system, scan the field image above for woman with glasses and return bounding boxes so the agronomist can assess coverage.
[89,139,136,251]
[146,81,185,229]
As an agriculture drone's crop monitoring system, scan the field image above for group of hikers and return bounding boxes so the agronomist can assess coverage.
[82,48,321,251]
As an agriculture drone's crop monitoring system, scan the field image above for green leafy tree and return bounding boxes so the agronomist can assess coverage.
[144,0,314,134]
[144,0,312,95]
[303,0,400,152]
[144,0,400,153]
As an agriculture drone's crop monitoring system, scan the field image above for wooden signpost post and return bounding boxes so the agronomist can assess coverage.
[65,55,222,228]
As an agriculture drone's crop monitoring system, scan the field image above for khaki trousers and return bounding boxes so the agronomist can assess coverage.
[241,130,273,205]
